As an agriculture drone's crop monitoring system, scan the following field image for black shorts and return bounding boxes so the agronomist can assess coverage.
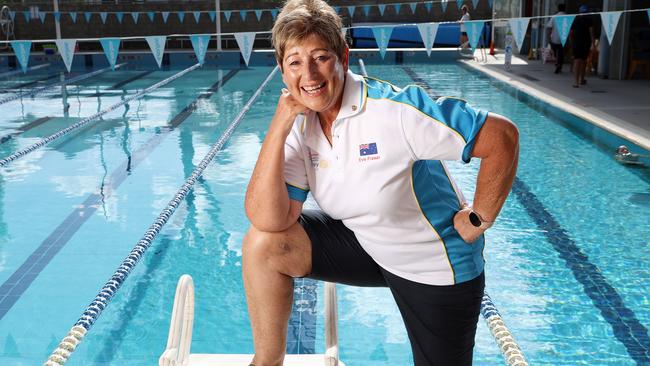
[299,210,485,366]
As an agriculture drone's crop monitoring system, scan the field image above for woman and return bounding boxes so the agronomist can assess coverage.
[243,1,519,365]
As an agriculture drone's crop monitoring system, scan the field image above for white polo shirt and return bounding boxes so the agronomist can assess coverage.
[284,70,488,286]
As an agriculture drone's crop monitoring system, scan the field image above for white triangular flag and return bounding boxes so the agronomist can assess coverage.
[190,34,210,65]
[372,26,394,59]
[417,23,439,56]
[55,39,76,72]
[145,36,167,68]
[235,32,256,66]
[508,18,530,51]
[600,11,622,45]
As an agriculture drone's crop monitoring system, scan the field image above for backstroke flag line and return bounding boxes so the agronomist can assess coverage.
[372,26,394,59]
[55,39,76,72]
[554,15,576,47]
[465,20,485,50]
[10,41,31,73]
[235,32,256,66]
[190,34,210,65]
[417,23,440,56]
[600,11,622,45]
[145,36,167,68]
[100,38,121,70]
[508,18,530,51]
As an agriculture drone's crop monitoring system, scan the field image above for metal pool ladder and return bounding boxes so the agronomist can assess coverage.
[159,275,344,366]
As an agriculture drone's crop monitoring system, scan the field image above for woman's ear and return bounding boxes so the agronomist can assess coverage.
[342,46,350,72]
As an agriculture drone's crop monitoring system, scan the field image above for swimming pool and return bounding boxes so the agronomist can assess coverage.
[0,56,648,365]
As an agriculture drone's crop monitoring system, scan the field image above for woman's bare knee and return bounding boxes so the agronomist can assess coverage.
[243,224,311,277]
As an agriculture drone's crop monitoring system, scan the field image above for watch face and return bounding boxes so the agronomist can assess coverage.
[469,211,482,227]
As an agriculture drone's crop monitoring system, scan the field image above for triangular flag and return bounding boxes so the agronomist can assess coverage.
[600,11,622,45]
[177,11,185,23]
[271,9,278,20]
[10,41,31,73]
[372,26,394,59]
[554,15,576,47]
[23,11,30,22]
[648,10,650,24]
[38,11,46,23]
[131,12,139,24]
[488,0,493,8]
[99,38,121,70]
[333,6,340,14]
[193,11,201,23]
[437,1,444,13]
[53,12,61,22]
[162,11,170,23]
[465,20,485,50]
[409,3,417,14]
[147,12,155,22]
[255,10,263,21]
[234,32,256,66]
[239,10,247,21]
[363,5,371,17]
[145,36,167,68]
[224,10,232,22]
[208,11,216,22]
[115,12,124,23]
[9,11,15,21]
[417,23,440,56]
[378,5,386,16]
[348,6,356,16]
[394,4,402,14]
[472,0,479,9]
[457,0,464,10]
[100,12,107,24]
[190,34,210,65]
[84,12,92,23]
[508,18,530,51]
[69,12,77,23]
[55,39,76,72]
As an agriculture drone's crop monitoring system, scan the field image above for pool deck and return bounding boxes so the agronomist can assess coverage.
[461,52,650,151]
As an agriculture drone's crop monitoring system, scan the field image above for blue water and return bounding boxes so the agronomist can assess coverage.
[0,60,648,366]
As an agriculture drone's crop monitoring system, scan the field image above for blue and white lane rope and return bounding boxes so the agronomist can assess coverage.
[0,63,50,79]
[357,60,528,366]
[43,65,280,366]
[0,63,198,168]
[481,292,529,366]
[0,63,126,106]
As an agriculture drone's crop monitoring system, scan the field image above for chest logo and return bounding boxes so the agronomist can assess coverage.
[359,142,381,162]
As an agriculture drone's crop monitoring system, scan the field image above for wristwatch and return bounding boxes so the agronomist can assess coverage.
[468,210,494,229]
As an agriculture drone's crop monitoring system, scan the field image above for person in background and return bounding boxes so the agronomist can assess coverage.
[546,3,566,74]
[459,5,471,48]
[571,5,595,87]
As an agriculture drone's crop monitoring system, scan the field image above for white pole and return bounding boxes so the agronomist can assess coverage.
[53,0,61,39]
[216,0,222,51]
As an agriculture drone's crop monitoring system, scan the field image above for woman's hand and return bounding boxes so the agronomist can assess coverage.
[269,88,310,135]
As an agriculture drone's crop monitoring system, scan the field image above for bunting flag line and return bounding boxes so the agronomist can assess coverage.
[145,36,167,68]
[189,34,210,65]
[69,12,77,23]
[209,11,216,22]
[508,18,530,51]
[600,11,622,45]
[410,3,417,14]
[9,11,15,21]
[457,0,463,10]
[348,6,356,16]
[224,10,232,22]
[10,41,31,73]
[53,12,60,23]
[417,23,440,56]
[234,32,256,66]
[440,0,448,13]
[84,12,92,23]
[425,2,433,13]
[378,4,386,16]
[177,11,185,23]
[488,0,493,8]
[147,12,155,22]
[22,11,30,23]
[193,11,201,23]
[372,26,394,59]
[131,12,140,24]
[55,39,76,72]
[255,10,263,21]
[100,38,121,70]
[363,5,371,17]
[271,9,278,20]
[100,12,108,24]
[472,0,480,9]
[333,6,340,15]
[554,14,576,47]
[116,12,124,23]
[465,20,485,50]
[162,11,170,23]
[38,11,46,23]
[240,10,247,21]
[394,4,402,14]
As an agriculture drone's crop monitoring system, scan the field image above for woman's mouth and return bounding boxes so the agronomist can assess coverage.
[301,82,326,96]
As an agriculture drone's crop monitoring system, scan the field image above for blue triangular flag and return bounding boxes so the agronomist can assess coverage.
[224,10,232,22]
[488,0,493,8]
[23,11,30,22]
[55,39,76,72]
[84,12,92,23]
[116,12,124,23]
[554,15,576,47]
[457,0,464,10]
[190,34,210,65]
[100,12,107,24]
[177,11,185,23]
[409,3,417,14]
[162,11,170,23]
[271,9,278,20]
[417,23,440,56]
[38,11,46,23]
[600,11,622,45]
[508,18,530,51]
[348,6,356,16]
[100,38,121,70]
[378,5,386,16]
[8,11,15,21]
[239,10,247,21]
[472,0,479,9]
[208,11,216,22]
[255,10,263,21]
[363,5,371,17]
[10,41,31,73]
[53,12,60,22]
[465,20,485,50]
[426,2,433,13]
[193,11,201,23]
[69,12,77,23]
[372,26,394,59]
[333,6,340,14]
[147,11,155,22]
[145,35,167,68]
[394,4,402,14]
[234,32,256,66]
[441,0,448,12]
[131,12,139,24]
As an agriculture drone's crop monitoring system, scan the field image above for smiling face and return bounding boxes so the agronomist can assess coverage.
[281,34,349,117]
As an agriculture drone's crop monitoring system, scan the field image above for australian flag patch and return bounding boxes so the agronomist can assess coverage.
[359,142,378,156]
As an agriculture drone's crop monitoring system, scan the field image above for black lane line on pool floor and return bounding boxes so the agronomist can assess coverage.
[0,69,239,320]
[404,69,650,363]
[0,117,54,144]
[48,70,156,99]
[0,73,60,94]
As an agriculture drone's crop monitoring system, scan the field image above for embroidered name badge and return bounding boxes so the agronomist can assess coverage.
[359,142,378,156]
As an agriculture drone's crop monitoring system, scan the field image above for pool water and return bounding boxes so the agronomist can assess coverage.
[0,60,648,366]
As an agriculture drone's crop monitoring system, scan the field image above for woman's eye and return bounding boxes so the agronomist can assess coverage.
[316,55,329,62]
[289,60,300,66]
